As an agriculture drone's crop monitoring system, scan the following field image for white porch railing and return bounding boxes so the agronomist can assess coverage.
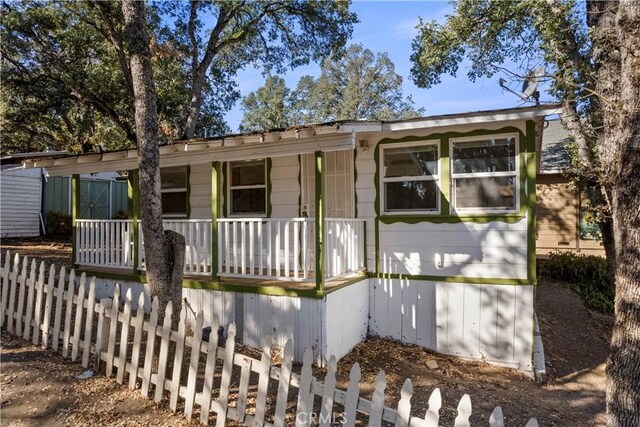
[75,217,365,281]
[139,219,213,276]
[325,218,366,278]
[217,218,314,280]
[76,219,134,268]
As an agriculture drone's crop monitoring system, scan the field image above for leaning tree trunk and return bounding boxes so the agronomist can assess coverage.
[605,1,640,426]
[122,0,185,327]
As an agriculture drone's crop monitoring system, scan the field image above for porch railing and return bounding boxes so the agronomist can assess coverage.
[75,217,365,281]
[76,219,134,269]
[139,220,213,276]
[217,218,314,281]
[325,218,366,278]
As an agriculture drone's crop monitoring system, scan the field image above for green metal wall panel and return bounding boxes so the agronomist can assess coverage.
[111,181,129,217]
[42,176,70,215]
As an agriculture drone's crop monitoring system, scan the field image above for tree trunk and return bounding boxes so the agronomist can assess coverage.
[122,0,185,327]
[605,1,640,425]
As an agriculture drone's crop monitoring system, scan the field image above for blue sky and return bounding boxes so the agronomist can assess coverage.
[224,1,552,131]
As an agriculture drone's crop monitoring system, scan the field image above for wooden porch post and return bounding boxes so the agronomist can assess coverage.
[211,161,222,281]
[128,170,140,273]
[314,151,325,292]
[71,174,80,267]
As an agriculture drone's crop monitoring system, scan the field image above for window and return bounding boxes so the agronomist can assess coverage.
[451,136,518,212]
[381,141,439,213]
[229,159,266,215]
[161,166,188,217]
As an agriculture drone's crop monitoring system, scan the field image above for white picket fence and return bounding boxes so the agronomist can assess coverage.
[0,252,538,427]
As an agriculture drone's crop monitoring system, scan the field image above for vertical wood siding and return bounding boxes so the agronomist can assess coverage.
[369,277,534,370]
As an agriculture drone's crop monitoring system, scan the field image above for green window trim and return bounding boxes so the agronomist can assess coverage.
[373,123,538,279]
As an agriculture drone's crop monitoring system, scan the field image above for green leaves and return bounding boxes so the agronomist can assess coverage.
[239,43,424,132]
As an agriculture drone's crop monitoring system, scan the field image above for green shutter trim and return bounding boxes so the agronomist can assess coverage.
[71,174,80,267]
[266,158,272,218]
[128,170,140,273]
[211,162,222,281]
[526,120,537,285]
[222,162,229,218]
[368,272,530,286]
[186,165,191,218]
[314,151,325,291]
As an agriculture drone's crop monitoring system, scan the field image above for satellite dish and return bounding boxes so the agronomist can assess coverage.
[498,66,545,104]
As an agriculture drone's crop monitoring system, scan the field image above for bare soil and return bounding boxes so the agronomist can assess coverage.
[0,238,611,426]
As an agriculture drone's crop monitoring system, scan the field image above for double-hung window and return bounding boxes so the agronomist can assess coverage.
[229,159,266,216]
[451,136,518,212]
[381,141,439,213]
[161,166,188,217]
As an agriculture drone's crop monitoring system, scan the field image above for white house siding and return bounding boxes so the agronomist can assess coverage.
[0,167,42,238]
[189,163,212,219]
[378,219,528,279]
[369,277,534,370]
[270,155,300,217]
[324,279,369,360]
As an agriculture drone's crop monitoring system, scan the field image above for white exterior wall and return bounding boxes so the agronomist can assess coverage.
[369,277,534,370]
[270,155,300,217]
[324,279,369,360]
[189,163,212,219]
[0,167,42,238]
[378,220,528,279]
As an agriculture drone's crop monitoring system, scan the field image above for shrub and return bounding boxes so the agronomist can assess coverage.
[113,210,129,219]
[539,251,614,314]
[46,211,72,235]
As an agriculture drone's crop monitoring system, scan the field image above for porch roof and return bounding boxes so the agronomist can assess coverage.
[20,104,560,176]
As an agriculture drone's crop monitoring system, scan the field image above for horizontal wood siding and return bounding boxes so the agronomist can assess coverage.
[369,277,534,370]
[354,146,377,272]
[189,163,212,219]
[0,171,42,237]
[270,155,299,217]
[378,219,528,279]
[536,174,605,256]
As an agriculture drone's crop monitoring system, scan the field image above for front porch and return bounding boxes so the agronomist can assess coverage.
[74,217,366,291]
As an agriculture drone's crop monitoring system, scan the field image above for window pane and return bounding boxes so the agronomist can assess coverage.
[162,192,187,215]
[452,138,516,174]
[384,145,438,178]
[231,188,266,214]
[161,166,187,190]
[231,160,265,186]
[454,176,516,209]
[385,181,438,211]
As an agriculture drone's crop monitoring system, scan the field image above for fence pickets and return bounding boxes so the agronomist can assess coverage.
[0,252,539,427]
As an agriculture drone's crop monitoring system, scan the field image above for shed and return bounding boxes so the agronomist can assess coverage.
[0,165,43,237]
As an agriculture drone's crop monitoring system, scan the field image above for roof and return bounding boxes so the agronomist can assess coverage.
[540,119,572,174]
[18,104,561,176]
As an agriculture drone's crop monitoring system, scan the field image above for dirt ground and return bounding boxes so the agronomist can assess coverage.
[0,238,611,426]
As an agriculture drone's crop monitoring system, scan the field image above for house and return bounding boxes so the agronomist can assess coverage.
[536,119,605,256]
[20,104,560,371]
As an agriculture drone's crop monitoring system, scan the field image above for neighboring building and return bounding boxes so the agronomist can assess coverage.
[536,119,605,256]
[0,165,44,238]
[20,105,559,372]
